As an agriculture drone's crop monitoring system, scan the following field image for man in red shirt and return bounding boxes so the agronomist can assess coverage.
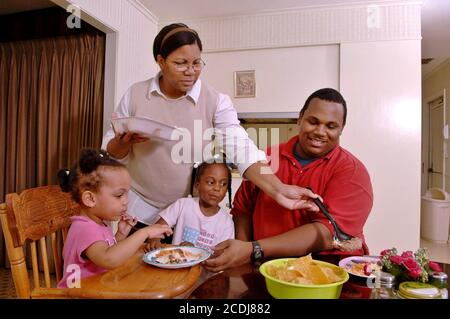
[204,88,373,272]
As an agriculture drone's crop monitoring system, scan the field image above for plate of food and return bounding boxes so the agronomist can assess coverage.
[111,116,180,141]
[338,256,382,278]
[143,246,211,269]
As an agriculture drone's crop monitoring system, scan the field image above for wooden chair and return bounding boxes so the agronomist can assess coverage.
[0,185,80,298]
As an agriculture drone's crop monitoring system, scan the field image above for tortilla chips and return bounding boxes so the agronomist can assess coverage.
[266,254,343,285]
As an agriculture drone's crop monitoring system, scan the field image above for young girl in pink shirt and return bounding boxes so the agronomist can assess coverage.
[57,148,172,288]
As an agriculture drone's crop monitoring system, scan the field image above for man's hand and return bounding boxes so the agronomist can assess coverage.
[274,184,319,211]
[202,239,253,272]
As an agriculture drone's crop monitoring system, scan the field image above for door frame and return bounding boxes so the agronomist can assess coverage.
[422,88,447,194]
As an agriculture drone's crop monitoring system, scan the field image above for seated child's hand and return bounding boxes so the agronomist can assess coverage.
[179,241,194,247]
[145,239,162,252]
[117,213,137,237]
[144,224,173,240]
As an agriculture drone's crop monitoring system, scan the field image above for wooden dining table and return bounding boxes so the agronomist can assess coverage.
[60,249,449,299]
[64,247,202,299]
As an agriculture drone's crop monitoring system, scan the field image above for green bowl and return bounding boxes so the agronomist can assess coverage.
[259,258,349,299]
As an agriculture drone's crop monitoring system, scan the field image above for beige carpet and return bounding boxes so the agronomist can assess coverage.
[0,268,16,298]
[0,267,58,298]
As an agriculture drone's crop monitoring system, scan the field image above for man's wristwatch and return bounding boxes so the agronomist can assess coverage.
[251,241,264,265]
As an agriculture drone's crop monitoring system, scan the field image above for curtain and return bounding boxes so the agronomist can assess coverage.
[0,31,105,267]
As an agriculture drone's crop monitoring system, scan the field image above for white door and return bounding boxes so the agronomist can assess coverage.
[428,99,444,189]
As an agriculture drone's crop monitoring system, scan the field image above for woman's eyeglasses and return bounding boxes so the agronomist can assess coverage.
[170,59,206,72]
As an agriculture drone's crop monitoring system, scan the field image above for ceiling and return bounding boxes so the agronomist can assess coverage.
[141,0,399,20]
[1,0,448,77]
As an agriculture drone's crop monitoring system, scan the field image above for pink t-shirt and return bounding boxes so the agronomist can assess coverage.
[58,216,116,288]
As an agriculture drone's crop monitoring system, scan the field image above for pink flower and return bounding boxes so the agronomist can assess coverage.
[380,247,435,283]
[428,261,442,272]
[402,257,420,271]
[380,249,392,257]
[389,255,403,265]
[401,251,413,258]
[408,268,422,278]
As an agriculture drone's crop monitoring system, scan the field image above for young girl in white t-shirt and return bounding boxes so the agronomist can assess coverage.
[147,159,235,252]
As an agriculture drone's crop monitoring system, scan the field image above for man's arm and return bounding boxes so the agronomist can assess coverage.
[233,214,252,241]
[230,179,259,241]
[259,222,333,257]
[203,222,333,273]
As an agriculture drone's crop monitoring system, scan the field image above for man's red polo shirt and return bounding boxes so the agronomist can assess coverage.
[231,136,373,255]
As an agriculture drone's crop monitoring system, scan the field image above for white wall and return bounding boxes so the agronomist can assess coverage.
[202,45,339,113]
[53,0,160,133]
[340,40,422,254]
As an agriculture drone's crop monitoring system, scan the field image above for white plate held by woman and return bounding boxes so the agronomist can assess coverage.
[143,246,211,269]
[111,116,180,140]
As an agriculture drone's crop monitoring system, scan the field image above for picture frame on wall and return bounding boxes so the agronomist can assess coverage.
[234,70,256,98]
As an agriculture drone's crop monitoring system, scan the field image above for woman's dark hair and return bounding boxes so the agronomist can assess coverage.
[189,155,233,208]
[299,88,347,126]
[153,23,202,60]
[57,148,125,204]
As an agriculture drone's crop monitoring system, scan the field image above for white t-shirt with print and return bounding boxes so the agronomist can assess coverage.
[159,197,234,252]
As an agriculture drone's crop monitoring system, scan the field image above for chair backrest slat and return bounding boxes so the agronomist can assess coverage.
[62,227,68,243]
[51,232,62,283]
[39,237,51,288]
[30,241,40,289]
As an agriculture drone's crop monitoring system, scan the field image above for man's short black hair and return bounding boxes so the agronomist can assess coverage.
[299,88,347,126]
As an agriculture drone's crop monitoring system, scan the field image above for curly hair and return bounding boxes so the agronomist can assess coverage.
[57,148,125,203]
